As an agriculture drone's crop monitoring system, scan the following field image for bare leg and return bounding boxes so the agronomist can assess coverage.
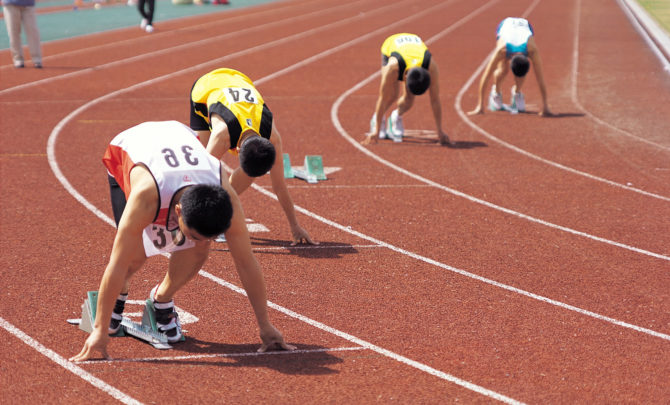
[154,243,210,302]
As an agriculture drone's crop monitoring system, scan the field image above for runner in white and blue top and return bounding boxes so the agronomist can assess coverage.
[468,17,552,116]
[497,17,534,57]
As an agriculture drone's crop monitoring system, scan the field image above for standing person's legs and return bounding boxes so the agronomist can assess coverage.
[21,6,42,67]
[145,0,155,25]
[138,0,148,26]
[3,5,25,67]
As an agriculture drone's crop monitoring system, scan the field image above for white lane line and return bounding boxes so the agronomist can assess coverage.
[617,0,670,72]
[331,8,670,261]
[41,2,665,404]
[248,173,670,343]
[78,346,365,364]
[0,0,319,74]
[199,270,525,405]
[571,0,670,151]
[0,0,372,96]
[43,0,527,402]
[452,1,670,199]
[0,316,143,405]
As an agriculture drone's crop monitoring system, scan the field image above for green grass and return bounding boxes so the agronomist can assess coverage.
[636,0,670,33]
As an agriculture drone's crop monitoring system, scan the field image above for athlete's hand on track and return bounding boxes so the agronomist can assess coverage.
[70,328,110,362]
[258,324,296,353]
[360,132,379,145]
[291,225,317,246]
[467,105,485,116]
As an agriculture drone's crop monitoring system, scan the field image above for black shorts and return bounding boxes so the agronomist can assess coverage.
[189,79,210,131]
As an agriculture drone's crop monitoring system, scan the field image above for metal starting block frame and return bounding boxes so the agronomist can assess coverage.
[76,291,175,350]
[284,153,326,183]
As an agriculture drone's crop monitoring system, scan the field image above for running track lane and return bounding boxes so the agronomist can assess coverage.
[1,0,669,402]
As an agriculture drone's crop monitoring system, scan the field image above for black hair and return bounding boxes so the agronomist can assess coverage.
[510,54,530,77]
[239,136,276,177]
[406,67,431,95]
[179,184,233,238]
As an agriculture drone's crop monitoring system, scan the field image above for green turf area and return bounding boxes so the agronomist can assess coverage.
[636,0,670,34]
[1,0,278,49]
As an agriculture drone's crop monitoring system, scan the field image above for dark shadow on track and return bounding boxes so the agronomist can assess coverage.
[211,238,365,259]
[119,338,349,375]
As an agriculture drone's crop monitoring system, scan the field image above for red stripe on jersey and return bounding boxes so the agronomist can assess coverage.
[102,144,136,199]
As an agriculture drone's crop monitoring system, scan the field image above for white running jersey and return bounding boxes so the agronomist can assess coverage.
[103,120,222,257]
[496,17,534,57]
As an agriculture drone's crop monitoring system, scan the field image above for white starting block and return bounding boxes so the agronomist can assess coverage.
[72,291,177,350]
[284,154,326,183]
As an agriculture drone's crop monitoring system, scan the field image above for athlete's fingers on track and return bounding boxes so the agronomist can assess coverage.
[257,341,297,353]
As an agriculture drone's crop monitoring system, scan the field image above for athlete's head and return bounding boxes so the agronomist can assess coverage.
[179,184,233,238]
[510,54,530,77]
[406,67,431,95]
[239,134,276,177]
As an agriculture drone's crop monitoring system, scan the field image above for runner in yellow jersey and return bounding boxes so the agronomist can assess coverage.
[190,68,315,246]
[361,33,451,146]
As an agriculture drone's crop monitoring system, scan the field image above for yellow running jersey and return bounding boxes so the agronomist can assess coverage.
[381,33,431,80]
[190,68,273,151]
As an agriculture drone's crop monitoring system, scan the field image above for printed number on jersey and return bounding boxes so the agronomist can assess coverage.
[225,87,258,104]
[394,35,422,46]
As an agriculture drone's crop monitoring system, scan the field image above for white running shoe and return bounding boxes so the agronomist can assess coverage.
[387,109,403,142]
[370,115,389,139]
[149,285,183,343]
[145,25,154,33]
[140,18,148,29]
[511,87,525,112]
[488,86,503,111]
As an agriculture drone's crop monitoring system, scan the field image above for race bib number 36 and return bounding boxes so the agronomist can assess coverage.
[142,224,195,257]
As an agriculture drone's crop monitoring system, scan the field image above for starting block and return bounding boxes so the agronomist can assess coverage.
[74,291,176,350]
[284,154,326,183]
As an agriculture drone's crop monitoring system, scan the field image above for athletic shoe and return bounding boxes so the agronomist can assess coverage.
[14,62,24,68]
[370,115,389,139]
[488,86,503,111]
[140,18,148,29]
[510,87,525,112]
[34,63,42,69]
[108,293,127,335]
[387,109,403,142]
[145,25,154,33]
[149,285,182,343]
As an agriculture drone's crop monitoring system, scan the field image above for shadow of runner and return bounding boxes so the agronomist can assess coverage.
[126,339,349,375]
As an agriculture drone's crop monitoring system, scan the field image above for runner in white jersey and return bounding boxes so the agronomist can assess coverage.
[468,17,552,116]
[71,121,295,362]
[105,121,223,257]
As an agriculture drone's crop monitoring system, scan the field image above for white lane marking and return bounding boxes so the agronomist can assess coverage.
[78,346,365,364]
[453,8,670,201]
[331,16,670,261]
[44,0,528,402]
[0,316,143,405]
[0,0,371,95]
[571,0,670,151]
[198,270,525,405]
[41,1,667,404]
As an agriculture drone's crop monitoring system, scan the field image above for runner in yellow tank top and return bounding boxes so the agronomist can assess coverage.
[362,33,451,146]
[190,68,316,246]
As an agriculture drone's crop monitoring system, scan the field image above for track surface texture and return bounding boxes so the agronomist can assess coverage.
[1,0,669,403]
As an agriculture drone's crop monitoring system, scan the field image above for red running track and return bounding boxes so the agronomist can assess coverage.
[1,0,669,403]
